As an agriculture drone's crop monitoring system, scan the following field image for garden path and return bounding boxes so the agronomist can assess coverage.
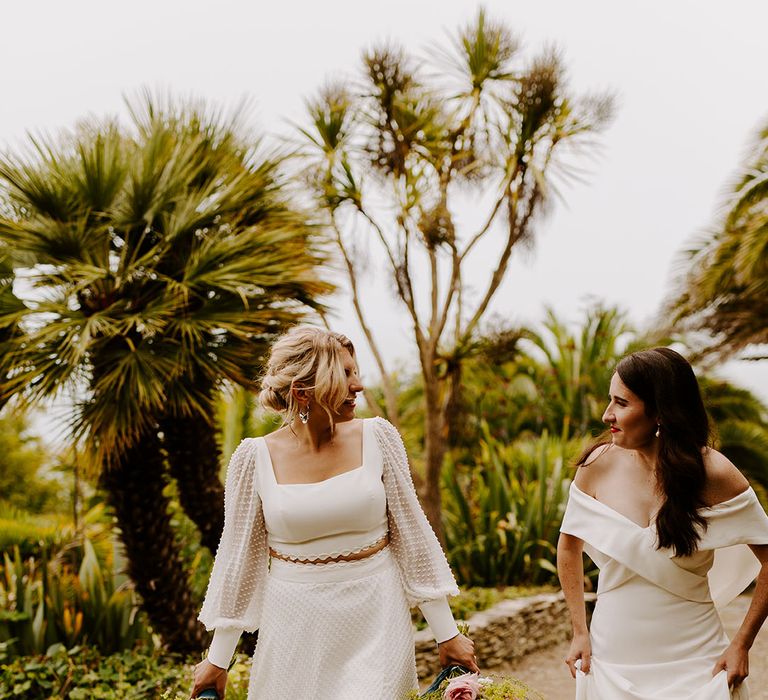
[489,594,768,700]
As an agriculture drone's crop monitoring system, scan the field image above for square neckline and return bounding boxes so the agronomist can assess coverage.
[262,418,367,486]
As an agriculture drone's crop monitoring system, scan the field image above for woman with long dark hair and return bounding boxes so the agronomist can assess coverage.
[557,347,768,699]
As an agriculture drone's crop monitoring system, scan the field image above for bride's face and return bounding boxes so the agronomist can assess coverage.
[330,349,364,423]
[602,373,657,449]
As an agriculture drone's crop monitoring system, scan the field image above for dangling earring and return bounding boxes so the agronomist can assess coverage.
[299,405,310,424]
[655,424,661,438]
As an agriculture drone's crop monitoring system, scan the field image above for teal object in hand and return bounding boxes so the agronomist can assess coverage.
[196,690,219,699]
[420,665,472,696]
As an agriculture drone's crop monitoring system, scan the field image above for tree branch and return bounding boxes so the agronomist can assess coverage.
[458,165,517,264]
[357,204,427,356]
[330,211,400,426]
[461,168,540,344]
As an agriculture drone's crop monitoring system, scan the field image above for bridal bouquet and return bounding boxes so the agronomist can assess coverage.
[408,671,543,700]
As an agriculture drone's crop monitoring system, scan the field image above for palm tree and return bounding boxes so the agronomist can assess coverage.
[0,94,330,652]
[0,249,24,412]
[670,120,768,359]
[297,9,614,537]
[700,377,768,491]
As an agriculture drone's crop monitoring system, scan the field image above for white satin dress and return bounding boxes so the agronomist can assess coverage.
[561,482,768,699]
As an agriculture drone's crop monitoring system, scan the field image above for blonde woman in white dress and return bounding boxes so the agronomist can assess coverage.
[190,327,478,700]
[557,347,768,699]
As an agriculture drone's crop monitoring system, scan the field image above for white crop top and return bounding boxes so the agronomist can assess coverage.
[259,419,389,561]
[201,417,461,669]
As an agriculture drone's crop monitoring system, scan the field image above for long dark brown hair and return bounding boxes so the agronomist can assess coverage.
[577,347,711,557]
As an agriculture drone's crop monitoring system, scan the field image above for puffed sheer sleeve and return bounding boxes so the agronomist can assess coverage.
[373,417,460,605]
[198,438,268,632]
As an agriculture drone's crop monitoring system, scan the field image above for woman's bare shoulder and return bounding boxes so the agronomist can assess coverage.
[701,448,750,505]
[574,443,615,494]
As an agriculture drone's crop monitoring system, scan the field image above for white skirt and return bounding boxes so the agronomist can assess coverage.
[576,577,749,699]
[248,547,417,700]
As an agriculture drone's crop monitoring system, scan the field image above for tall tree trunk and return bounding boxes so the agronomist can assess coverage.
[161,406,258,656]
[422,375,449,545]
[445,360,465,448]
[101,430,206,654]
[161,412,225,554]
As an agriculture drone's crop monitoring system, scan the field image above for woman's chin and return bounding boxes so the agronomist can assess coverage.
[333,407,356,422]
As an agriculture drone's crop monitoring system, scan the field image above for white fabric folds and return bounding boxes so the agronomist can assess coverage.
[561,483,768,699]
[198,438,268,632]
[372,417,460,605]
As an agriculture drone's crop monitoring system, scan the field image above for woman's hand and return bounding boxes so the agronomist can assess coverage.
[565,631,591,678]
[438,633,480,673]
[712,641,749,689]
[190,658,228,699]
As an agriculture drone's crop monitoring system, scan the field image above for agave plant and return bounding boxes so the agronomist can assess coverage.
[0,539,151,658]
[443,424,581,586]
[520,304,647,439]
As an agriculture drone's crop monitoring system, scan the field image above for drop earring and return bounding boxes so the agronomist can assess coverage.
[299,405,310,424]
[655,424,661,438]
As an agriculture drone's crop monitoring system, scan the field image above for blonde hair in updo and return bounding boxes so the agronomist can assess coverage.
[259,326,357,427]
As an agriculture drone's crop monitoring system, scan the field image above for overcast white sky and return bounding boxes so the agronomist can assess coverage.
[3,0,768,420]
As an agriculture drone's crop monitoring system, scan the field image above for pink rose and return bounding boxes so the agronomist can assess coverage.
[442,673,481,700]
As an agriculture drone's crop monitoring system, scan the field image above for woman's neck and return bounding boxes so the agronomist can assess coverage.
[634,438,661,474]
[290,416,335,451]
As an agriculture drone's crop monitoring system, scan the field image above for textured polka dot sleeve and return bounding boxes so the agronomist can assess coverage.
[373,417,460,605]
[198,438,268,633]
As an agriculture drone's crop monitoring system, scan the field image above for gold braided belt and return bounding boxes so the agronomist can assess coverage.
[269,533,390,566]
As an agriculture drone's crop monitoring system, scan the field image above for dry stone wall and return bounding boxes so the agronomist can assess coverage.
[415,592,596,679]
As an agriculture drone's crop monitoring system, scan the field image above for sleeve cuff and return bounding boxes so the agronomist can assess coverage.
[207,627,243,669]
[419,597,460,644]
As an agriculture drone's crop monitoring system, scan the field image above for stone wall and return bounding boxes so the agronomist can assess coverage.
[415,592,596,679]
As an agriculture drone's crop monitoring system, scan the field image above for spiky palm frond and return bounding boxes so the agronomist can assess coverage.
[0,94,331,465]
[713,420,768,492]
[701,376,768,424]
[451,8,519,89]
[669,118,768,357]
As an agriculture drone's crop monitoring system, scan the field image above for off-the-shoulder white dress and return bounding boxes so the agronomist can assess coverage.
[198,417,460,700]
[561,482,768,699]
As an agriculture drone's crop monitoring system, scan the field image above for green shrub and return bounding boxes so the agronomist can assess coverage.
[443,426,581,586]
[0,644,250,700]
[0,539,150,657]
[0,412,61,515]
[0,503,115,573]
[0,517,61,561]
[0,644,252,699]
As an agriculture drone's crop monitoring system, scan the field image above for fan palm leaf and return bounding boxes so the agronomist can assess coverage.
[670,119,768,357]
[0,92,330,652]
